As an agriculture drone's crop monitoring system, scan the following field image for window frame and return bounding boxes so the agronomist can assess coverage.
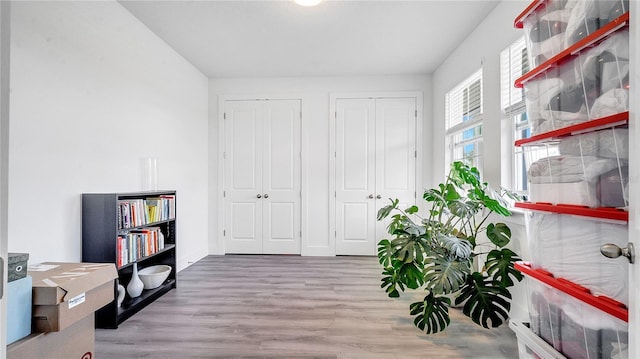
[500,36,530,195]
[445,68,484,171]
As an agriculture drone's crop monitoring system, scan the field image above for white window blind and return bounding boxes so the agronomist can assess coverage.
[500,36,531,193]
[445,69,483,169]
[500,36,528,115]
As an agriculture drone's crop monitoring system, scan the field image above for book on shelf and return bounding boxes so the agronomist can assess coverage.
[117,227,165,266]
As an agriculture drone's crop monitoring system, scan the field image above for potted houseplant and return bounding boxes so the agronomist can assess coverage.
[377,161,523,334]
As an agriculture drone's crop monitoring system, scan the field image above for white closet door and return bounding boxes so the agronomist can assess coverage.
[335,99,377,255]
[262,100,301,254]
[335,97,416,255]
[224,99,301,254]
[224,101,264,254]
[375,98,417,241]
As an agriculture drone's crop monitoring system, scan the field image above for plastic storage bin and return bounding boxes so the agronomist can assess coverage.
[522,127,628,208]
[524,210,628,305]
[517,262,628,359]
[523,29,629,135]
[510,320,567,359]
[7,275,32,344]
[520,0,628,68]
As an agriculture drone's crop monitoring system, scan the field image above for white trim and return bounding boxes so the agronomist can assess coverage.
[218,94,304,255]
[627,1,638,356]
[445,114,483,135]
[0,1,10,354]
[328,91,423,256]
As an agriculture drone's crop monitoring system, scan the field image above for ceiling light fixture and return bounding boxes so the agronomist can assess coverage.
[294,0,322,7]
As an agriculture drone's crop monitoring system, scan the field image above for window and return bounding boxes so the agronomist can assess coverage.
[500,37,531,193]
[445,69,483,170]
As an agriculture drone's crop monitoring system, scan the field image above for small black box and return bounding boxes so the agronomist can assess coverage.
[8,253,29,282]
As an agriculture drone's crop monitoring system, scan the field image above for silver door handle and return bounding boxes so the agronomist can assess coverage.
[368,194,374,199]
[376,195,382,199]
[600,242,635,264]
[257,194,262,199]
[264,194,269,199]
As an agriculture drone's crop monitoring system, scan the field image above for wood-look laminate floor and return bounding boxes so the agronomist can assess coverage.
[95,255,520,358]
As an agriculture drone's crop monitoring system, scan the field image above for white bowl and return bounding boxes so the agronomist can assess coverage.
[138,265,172,290]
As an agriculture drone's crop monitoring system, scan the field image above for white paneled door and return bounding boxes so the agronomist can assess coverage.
[335,97,416,255]
[223,99,301,254]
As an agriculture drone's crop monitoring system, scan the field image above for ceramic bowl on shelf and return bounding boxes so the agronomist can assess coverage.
[138,265,172,290]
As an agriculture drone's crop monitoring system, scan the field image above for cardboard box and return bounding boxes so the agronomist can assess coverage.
[7,315,95,359]
[28,262,117,332]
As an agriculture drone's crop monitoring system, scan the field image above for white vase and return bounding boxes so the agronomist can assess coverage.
[126,263,144,298]
[117,284,126,307]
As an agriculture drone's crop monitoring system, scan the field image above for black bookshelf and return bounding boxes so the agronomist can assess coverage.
[82,190,177,329]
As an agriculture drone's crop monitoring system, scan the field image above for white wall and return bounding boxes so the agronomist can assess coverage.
[8,1,209,271]
[208,75,432,255]
[431,0,530,321]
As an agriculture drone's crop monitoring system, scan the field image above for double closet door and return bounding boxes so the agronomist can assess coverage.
[223,99,301,254]
[335,97,417,255]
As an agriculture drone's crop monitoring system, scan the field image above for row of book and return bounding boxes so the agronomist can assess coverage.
[117,195,176,229]
[116,227,166,267]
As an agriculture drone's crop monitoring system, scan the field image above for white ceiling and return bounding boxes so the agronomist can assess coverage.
[119,0,500,78]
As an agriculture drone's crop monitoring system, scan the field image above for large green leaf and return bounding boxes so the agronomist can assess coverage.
[405,205,419,214]
[482,197,511,217]
[485,248,523,288]
[377,239,393,267]
[377,198,399,220]
[423,256,470,294]
[437,233,472,259]
[391,234,430,263]
[409,293,451,334]
[450,161,481,188]
[399,261,425,290]
[423,186,446,203]
[380,261,405,298]
[486,223,511,248]
[447,199,478,219]
[456,273,511,329]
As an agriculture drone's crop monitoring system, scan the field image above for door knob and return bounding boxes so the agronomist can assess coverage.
[264,194,269,199]
[600,242,634,264]
[368,194,374,199]
[257,194,262,199]
[376,195,382,199]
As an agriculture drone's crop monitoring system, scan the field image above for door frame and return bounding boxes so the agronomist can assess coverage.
[0,1,10,354]
[329,91,424,256]
[217,94,304,255]
[628,1,638,357]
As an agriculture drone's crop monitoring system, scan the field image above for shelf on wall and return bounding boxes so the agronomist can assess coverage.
[514,112,629,146]
[116,244,176,270]
[514,0,547,29]
[515,12,629,88]
[515,262,628,322]
[514,202,628,222]
[116,279,176,326]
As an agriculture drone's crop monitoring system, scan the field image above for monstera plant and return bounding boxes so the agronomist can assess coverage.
[377,161,523,334]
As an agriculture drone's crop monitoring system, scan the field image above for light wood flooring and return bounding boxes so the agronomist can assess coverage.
[95,255,520,358]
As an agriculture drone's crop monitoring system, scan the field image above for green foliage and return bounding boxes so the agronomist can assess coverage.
[376,161,524,335]
[485,248,523,288]
[377,239,394,267]
[380,264,404,298]
[423,256,470,294]
[486,223,511,247]
[457,273,512,329]
[380,260,425,298]
[436,233,471,259]
[410,293,451,334]
[391,234,430,264]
